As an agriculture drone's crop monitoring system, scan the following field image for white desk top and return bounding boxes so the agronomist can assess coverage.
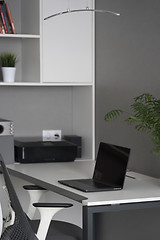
[7,160,160,207]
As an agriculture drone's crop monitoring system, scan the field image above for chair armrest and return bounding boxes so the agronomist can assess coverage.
[33,202,73,240]
[23,185,47,219]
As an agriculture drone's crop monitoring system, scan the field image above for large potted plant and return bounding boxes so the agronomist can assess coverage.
[105,93,160,154]
[0,52,17,83]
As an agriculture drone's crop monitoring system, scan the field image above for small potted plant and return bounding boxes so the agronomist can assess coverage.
[0,52,17,83]
[105,93,160,155]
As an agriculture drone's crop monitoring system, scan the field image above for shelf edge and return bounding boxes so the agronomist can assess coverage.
[0,34,40,39]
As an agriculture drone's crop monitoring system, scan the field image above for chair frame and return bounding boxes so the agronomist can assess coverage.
[0,156,80,240]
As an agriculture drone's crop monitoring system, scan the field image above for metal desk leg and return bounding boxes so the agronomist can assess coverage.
[83,206,96,240]
[82,201,160,240]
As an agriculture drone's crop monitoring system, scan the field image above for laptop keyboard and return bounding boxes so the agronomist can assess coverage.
[77,179,113,188]
[59,178,121,192]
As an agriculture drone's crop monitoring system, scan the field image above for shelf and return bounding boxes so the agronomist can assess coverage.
[0,82,93,87]
[0,34,40,39]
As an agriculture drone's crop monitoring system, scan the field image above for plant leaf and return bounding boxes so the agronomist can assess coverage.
[104,109,123,122]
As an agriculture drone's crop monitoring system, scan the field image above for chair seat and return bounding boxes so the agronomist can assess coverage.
[30,220,82,240]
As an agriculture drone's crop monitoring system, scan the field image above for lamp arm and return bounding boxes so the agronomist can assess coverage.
[44,8,120,20]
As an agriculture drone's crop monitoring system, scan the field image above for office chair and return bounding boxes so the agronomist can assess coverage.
[0,202,2,237]
[0,156,82,240]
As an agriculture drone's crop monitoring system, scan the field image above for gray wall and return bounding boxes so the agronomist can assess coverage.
[96,0,160,177]
[95,1,160,239]
[0,86,73,137]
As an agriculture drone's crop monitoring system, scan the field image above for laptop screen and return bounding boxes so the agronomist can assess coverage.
[93,142,130,187]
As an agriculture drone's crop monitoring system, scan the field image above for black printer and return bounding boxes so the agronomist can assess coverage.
[14,138,77,163]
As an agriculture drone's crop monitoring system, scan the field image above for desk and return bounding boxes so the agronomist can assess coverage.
[7,160,160,240]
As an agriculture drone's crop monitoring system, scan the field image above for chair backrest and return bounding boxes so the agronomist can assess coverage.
[0,154,38,240]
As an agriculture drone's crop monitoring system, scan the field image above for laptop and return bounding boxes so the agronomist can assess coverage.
[58,142,130,192]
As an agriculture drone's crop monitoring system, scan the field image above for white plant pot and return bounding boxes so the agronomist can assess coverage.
[2,67,16,83]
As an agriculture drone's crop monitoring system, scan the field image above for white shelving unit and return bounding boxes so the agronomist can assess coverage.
[0,0,95,160]
[0,0,94,86]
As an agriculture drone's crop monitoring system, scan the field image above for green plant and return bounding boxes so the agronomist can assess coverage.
[105,93,160,154]
[0,53,17,67]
